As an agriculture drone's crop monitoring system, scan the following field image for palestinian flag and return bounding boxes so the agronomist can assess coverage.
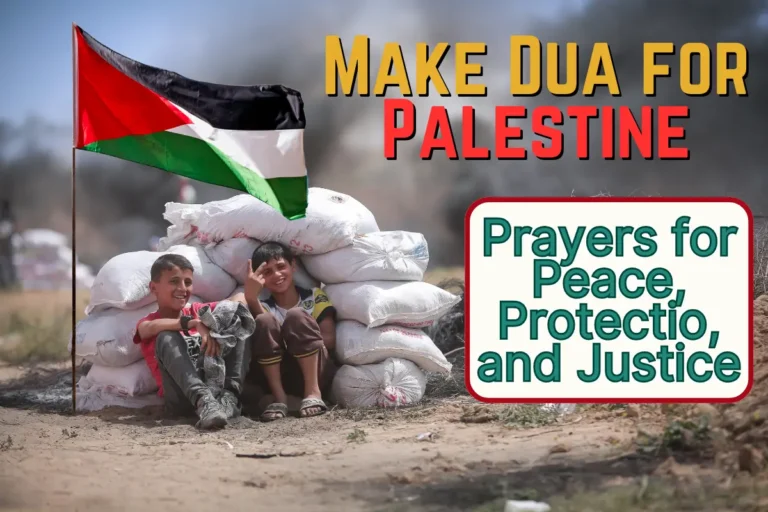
[73,25,308,219]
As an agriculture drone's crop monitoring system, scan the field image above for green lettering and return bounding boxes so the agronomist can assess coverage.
[687,352,712,383]
[506,352,532,382]
[646,268,673,299]
[563,267,589,299]
[632,352,656,382]
[714,352,740,383]
[634,226,658,257]
[623,309,648,340]
[534,343,561,382]
[595,309,621,340]
[533,259,561,298]
[484,217,511,256]
[477,352,503,383]
[531,226,556,258]
[500,301,527,340]
[586,226,613,257]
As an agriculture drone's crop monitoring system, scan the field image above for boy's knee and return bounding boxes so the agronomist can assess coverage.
[156,331,181,351]
[283,308,316,327]
[254,312,280,330]
[155,331,184,361]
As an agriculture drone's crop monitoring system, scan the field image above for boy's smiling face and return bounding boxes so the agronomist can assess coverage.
[150,265,193,311]
[259,257,295,294]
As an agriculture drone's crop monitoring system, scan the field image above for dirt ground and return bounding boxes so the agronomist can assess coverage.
[1,295,767,511]
[0,362,665,512]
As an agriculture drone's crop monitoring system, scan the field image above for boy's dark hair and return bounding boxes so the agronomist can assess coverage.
[150,254,194,282]
[251,242,295,270]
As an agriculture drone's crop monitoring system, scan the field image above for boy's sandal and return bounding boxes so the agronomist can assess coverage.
[299,397,328,418]
[260,403,288,422]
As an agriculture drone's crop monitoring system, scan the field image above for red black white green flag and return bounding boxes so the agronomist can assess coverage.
[73,25,308,220]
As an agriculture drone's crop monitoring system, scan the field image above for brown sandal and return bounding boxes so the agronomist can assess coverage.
[260,402,288,422]
[299,398,327,418]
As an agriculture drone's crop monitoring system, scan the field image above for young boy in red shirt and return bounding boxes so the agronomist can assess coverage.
[133,254,247,430]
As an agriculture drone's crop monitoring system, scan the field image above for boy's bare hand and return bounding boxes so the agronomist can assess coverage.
[198,324,219,358]
[244,259,266,299]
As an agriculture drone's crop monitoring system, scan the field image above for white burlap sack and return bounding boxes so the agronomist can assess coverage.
[324,281,461,328]
[301,231,429,284]
[82,359,158,397]
[335,321,451,374]
[331,358,426,408]
[204,238,261,283]
[70,296,205,366]
[205,237,319,289]
[157,187,379,255]
[69,304,153,367]
[86,246,236,314]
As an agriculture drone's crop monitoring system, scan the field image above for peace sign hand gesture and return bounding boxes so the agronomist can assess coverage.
[244,259,266,301]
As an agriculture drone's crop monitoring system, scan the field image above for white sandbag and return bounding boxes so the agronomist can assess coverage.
[205,238,261,283]
[69,296,205,366]
[76,385,164,412]
[86,246,236,314]
[331,358,426,408]
[157,187,379,255]
[82,359,158,397]
[335,320,451,374]
[69,304,154,367]
[301,231,429,284]
[324,281,461,329]
[205,237,320,289]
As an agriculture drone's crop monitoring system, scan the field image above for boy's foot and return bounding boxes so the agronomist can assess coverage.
[219,390,241,419]
[260,402,288,422]
[299,396,328,418]
[195,392,228,430]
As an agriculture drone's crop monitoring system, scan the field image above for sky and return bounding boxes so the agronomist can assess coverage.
[0,0,289,125]
[0,0,584,127]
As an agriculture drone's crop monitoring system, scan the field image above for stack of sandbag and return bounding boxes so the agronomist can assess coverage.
[303,231,461,408]
[70,243,235,410]
[156,187,380,255]
[12,228,95,290]
[157,186,381,301]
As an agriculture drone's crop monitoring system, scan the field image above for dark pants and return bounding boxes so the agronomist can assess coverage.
[155,330,247,416]
[247,310,336,398]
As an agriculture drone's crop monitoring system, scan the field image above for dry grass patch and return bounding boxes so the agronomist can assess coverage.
[0,290,89,364]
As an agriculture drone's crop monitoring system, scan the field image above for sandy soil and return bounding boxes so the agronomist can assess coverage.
[0,368,662,512]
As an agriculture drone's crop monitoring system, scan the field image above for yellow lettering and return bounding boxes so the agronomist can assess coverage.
[547,42,578,96]
[583,43,620,96]
[415,43,451,96]
[717,42,748,96]
[680,42,711,96]
[455,42,487,96]
[510,35,541,95]
[643,42,674,96]
[373,43,411,96]
[325,35,370,96]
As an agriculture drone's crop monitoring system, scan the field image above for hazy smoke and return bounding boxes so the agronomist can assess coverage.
[2,0,766,269]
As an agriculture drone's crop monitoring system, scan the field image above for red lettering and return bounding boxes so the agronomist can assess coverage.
[420,106,458,159]
[383,99,415,159]
[495,106,527,159]
[619,106,653,159]
[601,106,615,159]
[462,106,490,159]
[658,106,690,159]
[531,106,564,159]
[567,106,598,159]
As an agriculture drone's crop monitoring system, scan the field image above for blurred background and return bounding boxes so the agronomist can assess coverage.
[1,0,767,283]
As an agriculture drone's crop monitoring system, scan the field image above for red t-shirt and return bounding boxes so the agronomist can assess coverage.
[133,302,217,397]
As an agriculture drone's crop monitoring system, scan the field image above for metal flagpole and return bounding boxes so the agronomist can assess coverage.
[71,23,78,414]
